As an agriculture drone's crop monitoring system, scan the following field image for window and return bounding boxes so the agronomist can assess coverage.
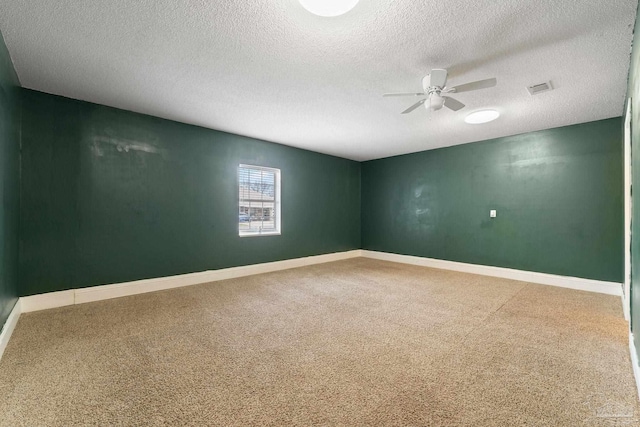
[238,164,281,236]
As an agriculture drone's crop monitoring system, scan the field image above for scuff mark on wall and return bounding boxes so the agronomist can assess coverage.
[91,136,166,157]
[391,180,439,235]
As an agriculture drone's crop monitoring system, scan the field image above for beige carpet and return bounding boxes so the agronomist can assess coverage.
[0,258,638,426]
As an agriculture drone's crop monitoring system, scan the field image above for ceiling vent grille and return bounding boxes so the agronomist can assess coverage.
[527,82,553,96]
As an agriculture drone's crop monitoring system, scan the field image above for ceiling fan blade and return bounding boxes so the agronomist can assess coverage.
[383,92,425,97]
[443,96,465,111]
[449,78,497,93]
[401,98,427,114]
[429,69,448,88]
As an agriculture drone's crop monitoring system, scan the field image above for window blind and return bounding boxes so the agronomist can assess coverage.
[238,165,280,236]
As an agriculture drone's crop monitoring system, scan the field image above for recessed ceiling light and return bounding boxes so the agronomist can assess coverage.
[464,109,500,124]
[298,0,360,17]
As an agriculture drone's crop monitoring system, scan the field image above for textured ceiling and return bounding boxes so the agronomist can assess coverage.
[0,0,637,161]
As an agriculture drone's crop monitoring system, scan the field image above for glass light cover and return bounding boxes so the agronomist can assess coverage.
[298,0,360,17]
[464,109,500,124]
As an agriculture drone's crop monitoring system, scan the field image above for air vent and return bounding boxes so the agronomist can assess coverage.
[527,81,552,95]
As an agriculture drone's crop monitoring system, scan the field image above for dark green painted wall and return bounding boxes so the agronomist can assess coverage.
[20,89,361,296]
[20,89,623,297]
[0,30,19,329]
[362,118,623,283]
[628,3,640,362]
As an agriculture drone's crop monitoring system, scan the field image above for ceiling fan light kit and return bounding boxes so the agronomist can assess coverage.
[464,109,500,124]
[298,0,360,16]
[384,69,497,115]
[429,94,445,111]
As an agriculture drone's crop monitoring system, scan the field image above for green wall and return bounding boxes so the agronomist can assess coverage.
[362,118,623,283]
[19,89,623,298]
[628,2,640,363]
[19,89,361,296]
[0,30,20,329]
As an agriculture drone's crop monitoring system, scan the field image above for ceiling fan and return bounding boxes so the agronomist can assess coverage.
[384,69,497,114]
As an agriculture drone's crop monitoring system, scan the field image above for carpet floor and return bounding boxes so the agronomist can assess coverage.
[0,258,638,426]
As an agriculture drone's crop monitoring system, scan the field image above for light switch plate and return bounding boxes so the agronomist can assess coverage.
[490,210,497,218]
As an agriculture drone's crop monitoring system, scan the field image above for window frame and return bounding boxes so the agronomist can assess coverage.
[238,164,281,237]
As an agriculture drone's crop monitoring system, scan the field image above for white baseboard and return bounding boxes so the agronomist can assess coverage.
[361,250,622,296]
[0,299,21,362]
[21,250,363,312]
[19,249,621,314]
[20,289,75,313]
[623,295,631,322]
[630,333,640,401]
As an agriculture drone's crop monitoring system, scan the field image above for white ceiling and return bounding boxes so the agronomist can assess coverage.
[0,0,637,161]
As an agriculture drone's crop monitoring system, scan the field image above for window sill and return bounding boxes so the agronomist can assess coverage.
[239,231,281,238]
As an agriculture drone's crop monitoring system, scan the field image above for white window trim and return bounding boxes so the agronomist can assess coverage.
[239,164,281,237]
